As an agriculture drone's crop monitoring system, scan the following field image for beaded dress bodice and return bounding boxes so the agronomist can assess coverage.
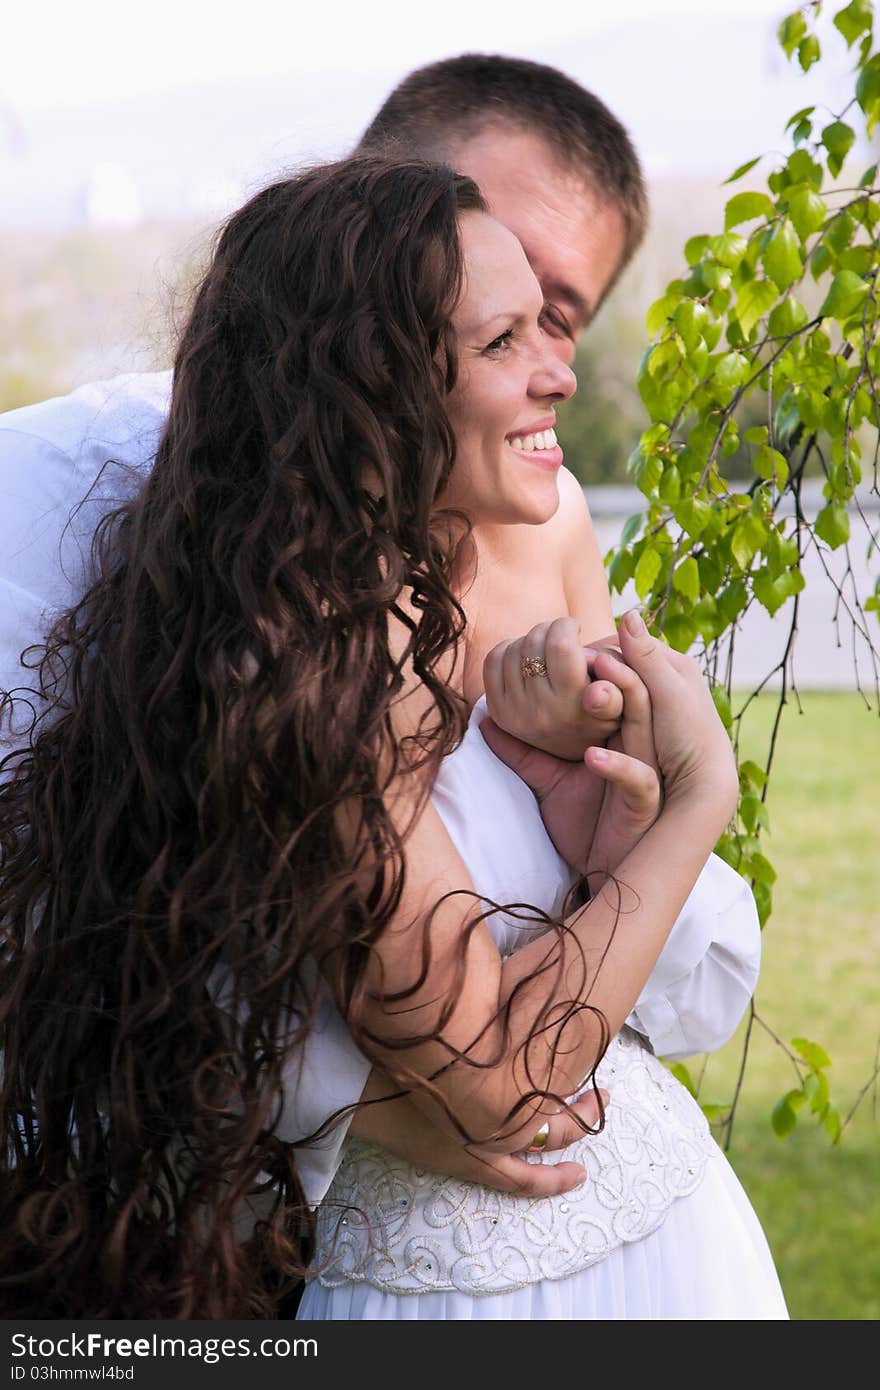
[311,699,714,1296]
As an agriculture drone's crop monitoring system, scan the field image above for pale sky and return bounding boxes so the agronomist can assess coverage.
[5,0,795,111]
[3,0,861,228]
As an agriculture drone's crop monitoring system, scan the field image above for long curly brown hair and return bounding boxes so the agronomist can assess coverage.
[0,156,496,1316]
[0,155,605,1318]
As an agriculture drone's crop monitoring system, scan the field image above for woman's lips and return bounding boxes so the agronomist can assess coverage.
[506,438,563,471]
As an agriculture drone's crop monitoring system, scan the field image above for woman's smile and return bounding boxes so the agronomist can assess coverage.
[505,421,562,470]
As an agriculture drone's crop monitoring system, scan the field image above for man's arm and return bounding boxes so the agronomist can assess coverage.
[628,851,761,1058]
[557,476,761,1057]
[0,374,170,737]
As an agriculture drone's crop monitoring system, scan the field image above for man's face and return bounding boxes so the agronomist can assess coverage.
[452,126,628,365]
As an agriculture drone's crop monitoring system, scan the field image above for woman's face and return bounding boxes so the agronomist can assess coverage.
[441,211,577,528]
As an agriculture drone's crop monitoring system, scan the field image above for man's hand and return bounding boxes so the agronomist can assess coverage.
[583,643,663,878]
[478,714,605,872]
[349,1081,609,1196]
[483,617,623,761]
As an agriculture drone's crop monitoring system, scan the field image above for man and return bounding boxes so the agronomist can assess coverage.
[0,56,759,1208]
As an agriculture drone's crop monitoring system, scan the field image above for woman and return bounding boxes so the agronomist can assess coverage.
[0,156,785,1318]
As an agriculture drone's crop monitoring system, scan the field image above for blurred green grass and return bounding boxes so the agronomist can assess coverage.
[696,691,879,1320]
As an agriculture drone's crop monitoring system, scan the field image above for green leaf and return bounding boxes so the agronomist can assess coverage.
[753,568,799,615]
[693,594,724,643]
[825,210,855,254]
[714,350,751,394]
[674,299,710,350]
[646,291,680,336]
[859,162,877,189]
[620,511,646,547]
[740,793,768,833]
[786,185,827,240]
[609,547,634,593]
[856,55,880,122]
[821,121,855,177]
[768,295,809,337]
[777,11,807,57]
[668,1061,697,1097]
[787,149,825,190]
[708,231,748,268]
[792,117,813,145]
[645,338,682,380]
[762,220,803,292]
[824,1104,842,1143]
[663,615,698,652]
[711,684,733,731]
[736,279,778,337]
[771,1096,798,1138]
[818,270,869,320]
[804,1070,830,1112]
[792,1037,832,1070]
[724,156,761,185]
[674,497,712,539]
[634,547,662,599]
[684,233,710,265]
[773,389,801,444]
[810,242,833,279]
[834,0,873,46]
[658,465,681,504]
[814,502,851,549]
[754,444,790,487]
[672,556,701,602]
[798,33,821,70]
[725,191,774,229]
[839,244,873,275]
[731,514,768,570]
[754,878,773,927]
[739,759,768,788]
[750,851,777,885]
[718,580,747,625]
[785,105,816,131]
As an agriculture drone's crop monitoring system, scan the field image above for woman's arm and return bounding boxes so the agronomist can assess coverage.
[349,1069,607,1192]
[334,612,738,1153]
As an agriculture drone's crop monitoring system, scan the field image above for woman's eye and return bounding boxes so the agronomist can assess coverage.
[484,329,514,355]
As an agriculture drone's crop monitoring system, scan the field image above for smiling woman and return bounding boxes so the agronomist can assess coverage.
[0,151,787,1322]
[441,212,575,527]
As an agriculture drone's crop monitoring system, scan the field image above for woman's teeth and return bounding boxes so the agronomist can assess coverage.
[508,428,558,452]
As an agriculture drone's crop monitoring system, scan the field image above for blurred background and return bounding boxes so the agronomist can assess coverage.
[2,0,878,1319]
[0,0,862,427]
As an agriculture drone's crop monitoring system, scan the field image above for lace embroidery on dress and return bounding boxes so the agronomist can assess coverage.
[311,1028,716,1296]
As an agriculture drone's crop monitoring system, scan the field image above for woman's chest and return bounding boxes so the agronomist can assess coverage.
[459,558,568,709]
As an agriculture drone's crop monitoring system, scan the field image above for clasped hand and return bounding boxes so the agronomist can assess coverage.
[482,609,737,877]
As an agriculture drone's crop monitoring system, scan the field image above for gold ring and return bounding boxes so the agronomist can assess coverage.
[528,1121,550,1150]
[521,655,548,679]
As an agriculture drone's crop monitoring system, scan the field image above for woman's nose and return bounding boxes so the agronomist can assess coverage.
[531,348,576,403]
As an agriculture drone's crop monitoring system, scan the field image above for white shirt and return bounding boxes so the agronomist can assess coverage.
[0,372,761,1204]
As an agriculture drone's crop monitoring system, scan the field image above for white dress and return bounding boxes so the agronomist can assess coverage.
[298,697,788,1321]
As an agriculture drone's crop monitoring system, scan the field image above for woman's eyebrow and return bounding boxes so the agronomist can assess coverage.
[461,307,536,337]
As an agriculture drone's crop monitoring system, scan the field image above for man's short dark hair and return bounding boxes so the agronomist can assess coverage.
[357,54,647,267]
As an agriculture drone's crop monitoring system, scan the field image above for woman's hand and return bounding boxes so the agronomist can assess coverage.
[483,617,623,762]
[349,1078,610,1196]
